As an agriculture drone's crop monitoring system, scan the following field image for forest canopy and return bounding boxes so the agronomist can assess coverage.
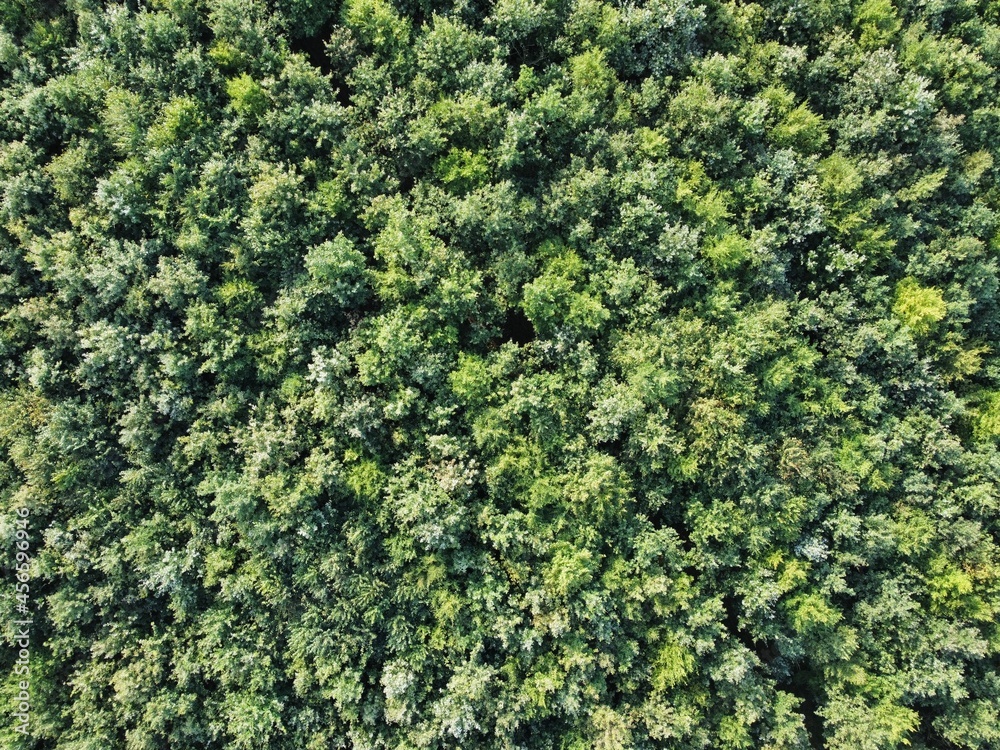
[2,0,1000,747]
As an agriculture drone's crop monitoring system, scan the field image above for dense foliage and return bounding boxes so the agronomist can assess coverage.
[2,0,1000,747]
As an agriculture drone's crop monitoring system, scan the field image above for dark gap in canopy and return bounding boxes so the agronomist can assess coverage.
[500,307,535,346]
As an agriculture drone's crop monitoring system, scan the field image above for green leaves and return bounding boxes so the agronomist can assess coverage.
[651,636,695,691]
[893,277,947,336]
[225,74,267,118]
[820,685,919,750]
[703,232,751,271]
[342,0,410,57]
[303,233,369,305]
[521,248,609,337]
[854,0,902,51]
[544,541,596,597]
[3,0,1000,748]
[147,97,205,150]
[434,148,489,193]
